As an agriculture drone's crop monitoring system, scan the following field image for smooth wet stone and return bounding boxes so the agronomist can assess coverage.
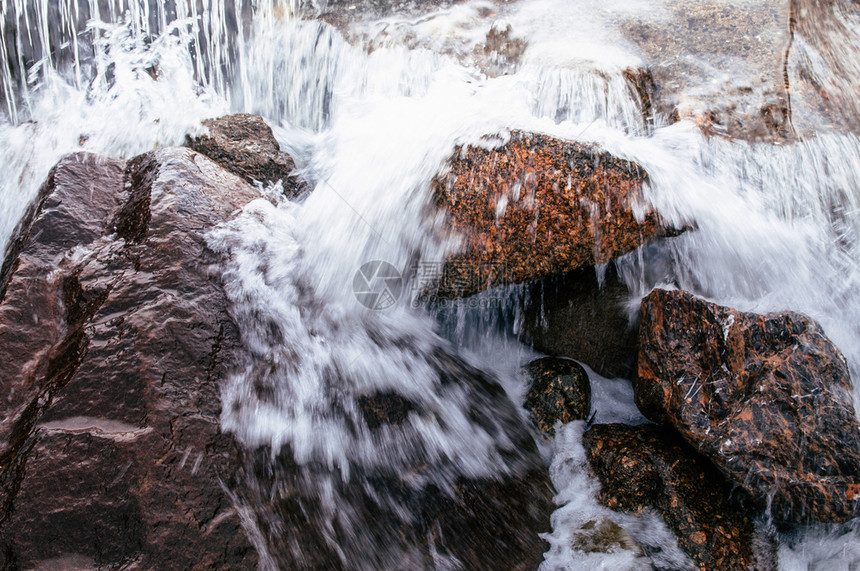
[187,112,304,195]
[0,148,555,570]
[635,288,860,524]
[357,391,417,429]
[523,356,591,435]
[0,149,261,568]
[431,130,669,298]
[584,423,776,571]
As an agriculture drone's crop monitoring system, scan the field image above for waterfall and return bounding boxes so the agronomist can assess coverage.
[1,0,860,568]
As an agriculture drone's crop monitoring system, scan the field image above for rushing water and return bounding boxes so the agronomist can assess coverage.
[2,0,860,568]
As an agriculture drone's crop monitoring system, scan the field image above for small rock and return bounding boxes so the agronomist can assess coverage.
[635,288,860,524]
[572,519,645,557]
[523,357,591,435]
[187,113,304,195]
[583,423,776,571]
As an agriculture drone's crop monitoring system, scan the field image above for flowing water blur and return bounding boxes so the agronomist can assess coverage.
[2,0,860,568]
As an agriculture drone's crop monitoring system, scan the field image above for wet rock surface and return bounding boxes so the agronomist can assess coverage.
[522,356,591,435]
[240,351,555,570]
[636,288,860,524]
[785,0,860,136]
[187,113,304,196]
[431,130,666,298]
[0,149,262,568]
[519,265,638,379]
[0,147,555,570]
[584,423,775,571]
[618,0,793,142]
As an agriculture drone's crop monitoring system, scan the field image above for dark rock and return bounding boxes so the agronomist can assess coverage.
[431,130,669,298]
[357,392,416,429]
[187,113,304,196]
[0,149,261,569]
[239,350,555,570]
[523,357,591,435]
[635,288,860,524]
[584,423,775,571]
[519,264,638,379]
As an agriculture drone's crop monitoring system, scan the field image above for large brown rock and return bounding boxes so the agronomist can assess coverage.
[430,130,665,298]
[635,288,860,524]
[0,149,261,568]
[583,423,775,571]
[187,113,304,196]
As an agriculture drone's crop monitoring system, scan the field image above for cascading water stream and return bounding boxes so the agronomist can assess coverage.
[2,0,860,568]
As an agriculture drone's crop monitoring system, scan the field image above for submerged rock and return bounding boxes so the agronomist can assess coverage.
[0,150,261,568]
[187,112,304,196]
[431,130,668,298]
[571,519,646,559]
[522,357,591,435]
[584,423,775,571]
[239,350,555,570]
[635,288,860,524]
[519,264,638,379]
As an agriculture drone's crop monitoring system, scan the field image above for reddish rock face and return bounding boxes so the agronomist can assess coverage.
[430,130,664,298]
[635,288,860,524]
[0,149,261,569]
[583,423,774,571]
[187,113,304,196]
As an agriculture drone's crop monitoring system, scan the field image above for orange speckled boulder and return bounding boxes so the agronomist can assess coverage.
[635,288,860,524]
[430,130,666,298]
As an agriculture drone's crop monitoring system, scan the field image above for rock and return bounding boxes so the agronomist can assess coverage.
[357,391,416,429]
[238,350,555,570]
[523,357,591,435]
[583,423,775,571]
[0,148,554,570]
[430,130,667,298]
[571,519,646,558]
[519,264,638,379]
[0,149,261,568]
[635,288,860,524]
[187,113,304,195]
[617,1,794,142]
[473,21,528,77]
[784,0,860,136]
